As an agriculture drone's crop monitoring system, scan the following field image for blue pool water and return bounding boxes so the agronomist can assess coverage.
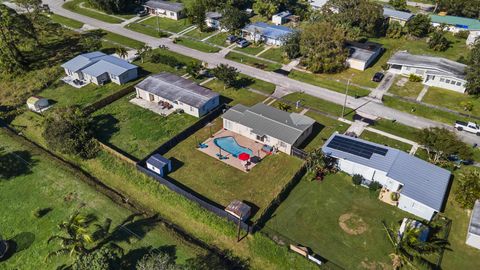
[214,136,253,157]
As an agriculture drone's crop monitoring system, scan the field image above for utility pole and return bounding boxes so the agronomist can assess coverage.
[341,79,351,119]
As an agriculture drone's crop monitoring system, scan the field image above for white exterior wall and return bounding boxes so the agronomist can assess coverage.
[64,68,84,80]
[346,59,367,71]
[115,68,138,85]
[398,195,437,221]
[146,162,163,176]
[372,170,402,191]
[467,31,480,46]
[149,8,182,20]
[389,18,408,26]
[272,15,284,25]
[206,18,221,29]
[466,233,480,249]
[243,32,284,46]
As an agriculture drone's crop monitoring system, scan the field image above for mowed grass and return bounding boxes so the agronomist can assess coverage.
[175,38,221,53]
[360,130,413,153]
[138,17,192,33]
[371,119,420,143]
[234,44,266,55]
[265,172,410,269]
[225,52,282,72]
[259,47,289,64]
[48,14,84,29]
[302,111,350,151]
[388,77,424,99]
[63,0,123,24]
[422,87,480,116]
[125,22,170,38]
[203,79,267,106]
[99,30,145,49]
[92,95,197,159]
[206,32,229,46]
[163,118,304,220]
[184,28,217,40]
[0,130,200,269]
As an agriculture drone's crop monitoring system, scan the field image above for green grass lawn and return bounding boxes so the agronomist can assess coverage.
[203,79,266,106]
[138,17,192,33]
[125,22,170,38]
[92,96,197,159]
[162,118,304,220]
[225,52,282,72]
[360,130,413,153]
[184,28,217,40]
[206,32,229,46]
[175,38,221,53]
[288,70,371,98]
[371,119,420,142]
[48,14,84,29]
[388,77,424,99]
[259,47,289,64]
[138,48,200,75]
[0,130,200,269]
[63,0,123,24]
[99,30,145,49]
[238,74,276,95]
[234,44,267,55]
[422,87,480,116]
[265,172,411,269]
[302,111,350,151]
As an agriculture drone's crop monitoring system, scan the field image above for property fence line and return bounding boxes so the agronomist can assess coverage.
[291,147,308,160]
[84,85,135,114]
[96,139,138,164]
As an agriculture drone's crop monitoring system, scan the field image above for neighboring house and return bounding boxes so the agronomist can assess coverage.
[241,22,294,46]
[205,11,222,30]
[346,41,383,71]
[309,0,328,10]
[272,11,290,26]
[466,200,480,250]
[26,96,50,113]
[383,7,414,26]
[322,133,451,221]
[146,154,172,177]
[387,51,467,93]
[61,51,138,85]
[222,103,315,155]
[143,0,184,20]
[135,72,220,118]
[430,15,480,46]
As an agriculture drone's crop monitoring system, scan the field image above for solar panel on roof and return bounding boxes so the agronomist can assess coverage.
[327,136,388,159]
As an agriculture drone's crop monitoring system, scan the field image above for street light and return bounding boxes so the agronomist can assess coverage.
[341,74,354,119]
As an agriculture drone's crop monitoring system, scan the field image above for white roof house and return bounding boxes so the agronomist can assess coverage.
[383,7,414,26]
[272,11,291,25]
[61,51,138,85]
[322,133,451,221]
[135,72,220,118]
[309,0,328,10]
[222,103,315,154]
[346,41,383,71]
[466,200,480,250]
[144,0,184,20]
[241,22,294,46]
[205,11,222,30]
[387,51,467,93]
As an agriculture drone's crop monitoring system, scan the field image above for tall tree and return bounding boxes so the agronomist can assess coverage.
[252,0,281,19]
[283,31,301,59]
[428,30,450,51]
[465,40,480,95]
[86,0,131,14]
[220,6,249,33]
[417,127,472,164]
[406,14,431,38]
[455,169,480,209]
[435,0,480,19]
[300,21,348,73]
[185,0,207,31]
[212,64,239,88]
[72,244,123,270]
[114,47,128,59]
[136,251,176,270]
[136,44,152,64]
[389,0,408,11]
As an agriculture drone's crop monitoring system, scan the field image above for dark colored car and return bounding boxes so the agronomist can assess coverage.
[226,35,238,44]
[137,10,148,17]
[372,72,385,82]
[236,39,250,48]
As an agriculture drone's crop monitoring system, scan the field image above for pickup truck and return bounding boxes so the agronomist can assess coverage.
[455,121,480,136]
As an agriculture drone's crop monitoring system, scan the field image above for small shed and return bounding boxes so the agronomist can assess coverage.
[272,11,290,25]
[466,200,480,249]
[26,96,50,112]
[225,200,251,221]
[146,154,172,177]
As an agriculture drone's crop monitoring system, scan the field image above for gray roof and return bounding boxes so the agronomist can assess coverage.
[309,0,328,9]
[62,52,137,76]
[144,0,183,12]
[469,200,480,236]
[322,134,451,211]
[383,7,414,21]
[242,22,294,40]
[387,51,467,79]
[61,51,106,72]
[273,11,291,18]
[206,11,222,19]
[146,154,170,169]
[222,103,315,145]
[346,41,383,62]
[135,72,219,108]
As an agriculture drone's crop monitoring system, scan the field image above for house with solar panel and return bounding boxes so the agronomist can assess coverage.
[134,72,220,118]
[221,103,315,155]
[61,51,138,85]
[322,133,451,221]
[241,22,294,46]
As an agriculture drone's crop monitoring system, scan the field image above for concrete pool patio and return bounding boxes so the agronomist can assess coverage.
[198,129,269,172]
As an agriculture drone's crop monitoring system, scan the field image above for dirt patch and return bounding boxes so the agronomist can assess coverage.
[361,259,390,270]
[396,77,408,87]
[339,213,368,235]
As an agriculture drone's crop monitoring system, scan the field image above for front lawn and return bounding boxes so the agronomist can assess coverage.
[63,0,124,24]
[162,118,304,221]
[371,119,420,142]
[184,28,217,40]
[359,130,413,153]
[302,111,350,151]
[175,38,221,53]
[388,77,424,99]
[238,75,276,95]
[422,87,480,116]
[48,14,84,29]
[259,47,289,64]
[99,30,145,49]
[203,79,267,106]
[225,52,282,71]
[265,172,410,269]
[125,22,170,38]
[92,96,197,159]
[138,17,192,33]
[206,32,229,46]
[234,44,266,55]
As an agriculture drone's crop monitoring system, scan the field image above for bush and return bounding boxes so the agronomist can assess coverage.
[390,192,400,201]
[150,53,183,68]
[409,74,423,82]
[352,174,363,185]
[368,181,382,191]
[455,30,470,39]
[33,207,52,218]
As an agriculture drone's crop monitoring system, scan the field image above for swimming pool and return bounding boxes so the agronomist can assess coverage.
[214,136,253,157]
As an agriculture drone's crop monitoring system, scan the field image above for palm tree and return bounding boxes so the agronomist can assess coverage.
[277,102,291,112]
[136,45,152,63]
[115,47,128,59]
[305,149,337,178]
[46,211,96,260]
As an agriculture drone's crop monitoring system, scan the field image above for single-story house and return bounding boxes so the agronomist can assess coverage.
[322,133,451,221]
[135,72,220,118]
[26,96,50,112]
[309,0,328,10]
[346,41,383,71]
[241,22,294,46]
[225,200,251,221]
[272,11,291,26]
[222,103,315,155]
[143,0,184,20]
[383,7,414,26]
[146,154,172,177]
[387,51,467,93]
[430,15,480,46]
[466,200,480,250]
[205,11,222,30]
[61,51,138,85]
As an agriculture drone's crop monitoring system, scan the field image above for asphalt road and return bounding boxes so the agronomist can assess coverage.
[42,0,479,145]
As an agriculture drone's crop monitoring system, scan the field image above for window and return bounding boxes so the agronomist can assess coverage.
[451,80,456,85]
[170,12,174,16]
[456,82,462,86]
[446,79,450,83]
[391,64,402,70]
[440,78,445,82]
[279,141,287,148]
[190,106,194,111]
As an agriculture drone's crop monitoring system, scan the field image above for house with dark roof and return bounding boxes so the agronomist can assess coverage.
[387,51,467,93]
[346,41,383,71]
[466,200,480,249]
[61,51,138,85]
[222,103,315,154]
[430,15,480,46]
[322,133,451,220]
[241,22,294,46]
[383,7,414,26]
[143,0,184,20]
[135,72,220,118]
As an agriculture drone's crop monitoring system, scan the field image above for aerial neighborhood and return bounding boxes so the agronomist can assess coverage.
[1,0,480,269]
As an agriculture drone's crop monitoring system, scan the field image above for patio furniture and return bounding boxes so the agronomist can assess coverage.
[250,156,261,164]
[198,143,208,149]
[238,152,250,161]
[261,144,273,154]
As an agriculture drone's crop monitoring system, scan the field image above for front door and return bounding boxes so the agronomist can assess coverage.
[148,94,154,102]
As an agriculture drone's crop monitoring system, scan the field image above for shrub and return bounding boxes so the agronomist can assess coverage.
[369,181,382,191]
[409,74,422,82]
[390,192,400,201]
[150,53,183,68]
[352,174,363,185]
[33,207,52,218]
[455,30,470,39]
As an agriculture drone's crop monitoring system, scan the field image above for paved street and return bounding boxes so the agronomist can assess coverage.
[43,0,479,145]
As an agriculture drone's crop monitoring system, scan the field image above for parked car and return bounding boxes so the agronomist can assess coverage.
[137,10,148,17]
[372,72,385,82]
[455,121,480,136]
[236,39,250,48]
[226,35,238,44]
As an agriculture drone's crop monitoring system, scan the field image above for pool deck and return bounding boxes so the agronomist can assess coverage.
[198,129,269,172]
